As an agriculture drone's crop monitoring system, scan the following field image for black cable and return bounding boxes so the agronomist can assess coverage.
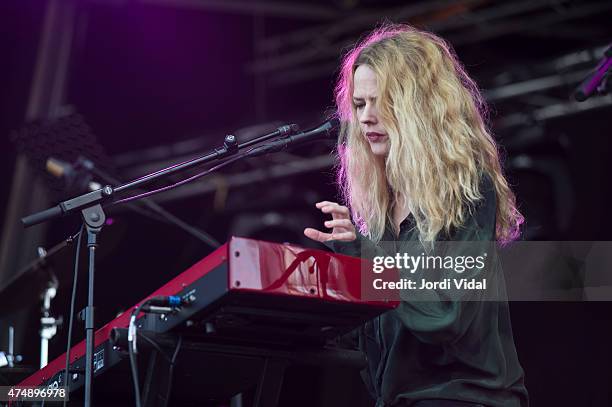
[137,333,172,364]
[129,298,185,407]
[62,225,84,407]
[128,339,142,407]
[163,335,183,407]
[112,149,253,206]
[128,301,150,407]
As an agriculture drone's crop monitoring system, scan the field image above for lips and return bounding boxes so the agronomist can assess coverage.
[366,132,388,142]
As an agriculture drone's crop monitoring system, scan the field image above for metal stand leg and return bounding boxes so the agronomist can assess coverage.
[253,358,287,407]
[81,204,105,407]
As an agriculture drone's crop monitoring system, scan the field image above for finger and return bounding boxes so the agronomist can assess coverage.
[315,201,338,209]
[324,219,354,230]
[303,227,333,242]
[320,204,350,218]
[329,231,357,241]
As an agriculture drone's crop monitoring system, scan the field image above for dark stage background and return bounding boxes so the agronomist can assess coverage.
[1,0,612,406]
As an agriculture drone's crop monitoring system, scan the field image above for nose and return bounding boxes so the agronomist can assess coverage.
[359,102,377,126]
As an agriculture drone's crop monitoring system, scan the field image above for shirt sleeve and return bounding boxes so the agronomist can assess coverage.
[323,230,388,258]
[325,173,499,345]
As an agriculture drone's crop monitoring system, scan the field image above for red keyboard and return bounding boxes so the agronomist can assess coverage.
[18,237,396,396]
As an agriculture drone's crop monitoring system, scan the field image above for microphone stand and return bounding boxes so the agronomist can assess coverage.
[75,156,221,249]
[20,123,302,407]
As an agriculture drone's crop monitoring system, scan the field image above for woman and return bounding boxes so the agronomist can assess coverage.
[304,25,528,407]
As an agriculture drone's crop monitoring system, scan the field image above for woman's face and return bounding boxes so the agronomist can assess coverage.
[353,64,390,157]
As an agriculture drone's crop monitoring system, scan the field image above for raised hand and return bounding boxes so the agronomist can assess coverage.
[304,201,357,242]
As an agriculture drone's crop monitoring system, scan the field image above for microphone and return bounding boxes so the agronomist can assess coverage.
[247,118,339,157]
[288,118,339,143]
[46,157,100,192]
[46,157,72,179]
[574,44,612,102]
[238,123,300,149]
[276,123,301,137]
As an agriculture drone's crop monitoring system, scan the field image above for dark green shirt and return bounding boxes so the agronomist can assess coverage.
[326,174,528,407]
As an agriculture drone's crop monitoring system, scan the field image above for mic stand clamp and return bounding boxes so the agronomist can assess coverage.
[21,185,114,227]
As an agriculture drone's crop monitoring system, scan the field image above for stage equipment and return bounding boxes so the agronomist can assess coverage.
[574,44,612,101]
[0,233,80,369]
[16,237,394,406]
[20,119,337,407]
[46,155,221,249]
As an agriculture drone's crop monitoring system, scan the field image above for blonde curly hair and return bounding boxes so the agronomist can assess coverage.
[334,23,523,244]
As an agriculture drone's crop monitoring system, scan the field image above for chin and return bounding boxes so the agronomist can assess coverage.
[369,143,390,157]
